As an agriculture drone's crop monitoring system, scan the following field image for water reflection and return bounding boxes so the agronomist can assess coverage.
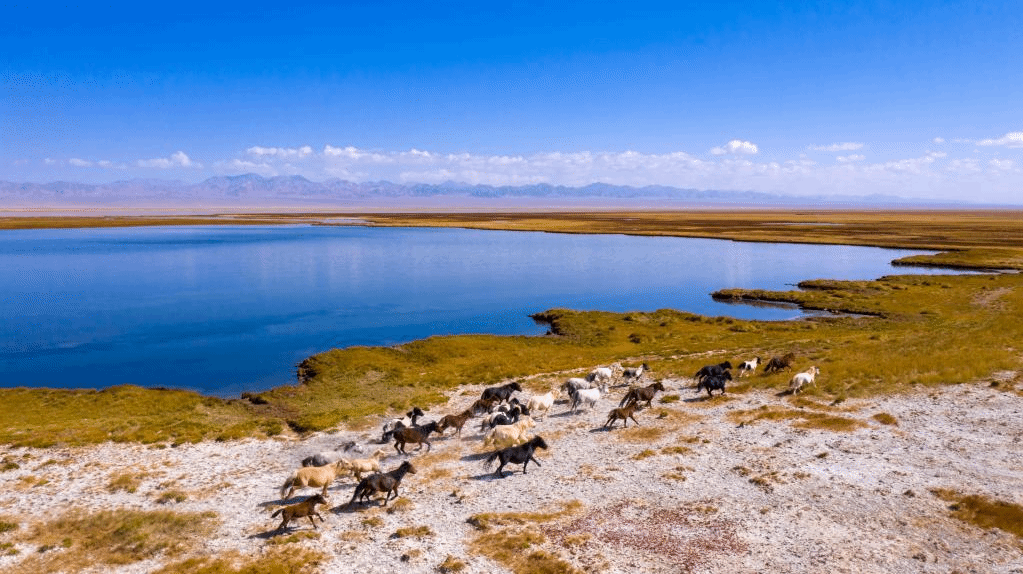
[0,225,965,395]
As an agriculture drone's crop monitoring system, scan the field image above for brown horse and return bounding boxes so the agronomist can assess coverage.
[437,409,474,438]
[271,493,327,531]
[604,403,642,429]
[763,353,796,373]
[393,422,441,455]
[619,381,665,408]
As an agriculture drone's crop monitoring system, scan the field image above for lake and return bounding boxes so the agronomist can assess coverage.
[0,225,961,395]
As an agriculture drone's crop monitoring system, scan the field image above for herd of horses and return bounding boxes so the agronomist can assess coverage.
[270,353,819,532]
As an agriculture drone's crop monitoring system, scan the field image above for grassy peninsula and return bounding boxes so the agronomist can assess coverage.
[1,210,1021,447]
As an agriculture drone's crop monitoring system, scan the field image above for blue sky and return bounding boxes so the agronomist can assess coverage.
[3,1,1022,201]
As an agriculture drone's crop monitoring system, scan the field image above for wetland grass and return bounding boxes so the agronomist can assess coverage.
[2,212,1022,447]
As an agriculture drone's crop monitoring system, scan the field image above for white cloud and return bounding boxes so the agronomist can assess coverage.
[933,137,945,144]
[203,142,1023,203]
[989,158,1016,171]
[246,145,313,158]
[137,151,197,169]
[977,132,1023,148]
[710,139,759,155]
[43,158,57,165]
[323,145,393,163]
[809,142,864,152]
[69,158,92,167]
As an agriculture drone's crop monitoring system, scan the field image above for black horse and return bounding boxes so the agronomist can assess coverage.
[484,436,548,478]
[696,372,731,396]
[694,361,732,383]
[348,461,417,507]
[481,382,522,405]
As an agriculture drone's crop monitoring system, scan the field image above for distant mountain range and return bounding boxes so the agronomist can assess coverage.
[0,174,976,208]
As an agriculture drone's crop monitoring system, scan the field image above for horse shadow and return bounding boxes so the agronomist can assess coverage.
[547,410,576,419]
[683,395,713,403]
[247,528,284,540]
[587,426,614,434]
[330,501,373,514]
[460,451,492,462]
[467,471,507,482]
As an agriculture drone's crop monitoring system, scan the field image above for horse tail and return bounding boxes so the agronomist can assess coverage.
[280,474,295,498]
[349,484,364,506]
[483,450,501,470]
[619,391,634,408]
[271,507,284,518]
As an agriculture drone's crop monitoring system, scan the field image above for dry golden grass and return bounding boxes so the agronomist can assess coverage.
[437,555,467,573]
[154,490,188,504]
[617,425,667,442]
[151,547,325,574]
[633,449,657,460]
[392,525,433,538]
[386,497,413,514]
[0,518,18,535]
[467,500,583,531]
[107,471,147,494]
[930,489,1023,539]
[265,530,320,546]
[731,406,866,433]
[360,515,384,528]
[469,528,582,574]
[466,501,585,574]
[871,412,899,426]
[4,509,218,573]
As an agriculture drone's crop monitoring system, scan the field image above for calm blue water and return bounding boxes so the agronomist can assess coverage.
[0,225,959,395]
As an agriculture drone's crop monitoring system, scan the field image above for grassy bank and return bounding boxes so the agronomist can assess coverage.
[1,211,1021,447]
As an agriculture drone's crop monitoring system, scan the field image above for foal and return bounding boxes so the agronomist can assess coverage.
[604,403,642,429]
[271,493,327,531]
[484,436,549,478]
[437,409,474,438]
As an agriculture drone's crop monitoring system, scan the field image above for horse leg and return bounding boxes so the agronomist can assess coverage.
[630,414,639,426]
[524,455,541,474]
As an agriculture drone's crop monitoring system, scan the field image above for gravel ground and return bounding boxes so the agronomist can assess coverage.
[1,376,1021,574]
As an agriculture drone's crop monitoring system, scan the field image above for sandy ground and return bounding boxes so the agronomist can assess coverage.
[1,374,1022,574]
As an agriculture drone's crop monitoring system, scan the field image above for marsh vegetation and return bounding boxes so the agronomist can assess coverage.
[0,210,1021,448]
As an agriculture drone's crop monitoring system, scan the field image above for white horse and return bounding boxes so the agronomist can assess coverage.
[788,366,820,394]
[526,391,556,421]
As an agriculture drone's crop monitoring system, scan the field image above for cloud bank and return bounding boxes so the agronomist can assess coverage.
[41,131,1023,203]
